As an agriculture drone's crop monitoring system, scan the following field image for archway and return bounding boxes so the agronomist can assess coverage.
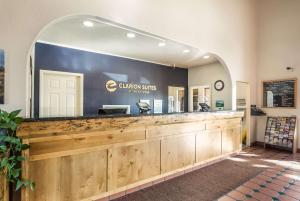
[26,15,234,118]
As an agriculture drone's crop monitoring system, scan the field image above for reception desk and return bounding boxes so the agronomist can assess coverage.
[17,111,243,201]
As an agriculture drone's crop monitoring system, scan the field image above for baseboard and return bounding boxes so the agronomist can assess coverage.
[250,141,264,147]
[251,141,300,153]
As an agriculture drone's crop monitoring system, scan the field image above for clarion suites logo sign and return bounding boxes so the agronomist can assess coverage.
[105,80,157,94]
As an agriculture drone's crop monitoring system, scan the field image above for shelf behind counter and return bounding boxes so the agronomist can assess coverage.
[17,111,243,201]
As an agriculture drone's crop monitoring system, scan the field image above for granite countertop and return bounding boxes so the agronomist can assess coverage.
[24,110,242,122]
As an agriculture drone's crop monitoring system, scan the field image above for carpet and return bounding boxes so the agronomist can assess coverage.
[112,147,289,201]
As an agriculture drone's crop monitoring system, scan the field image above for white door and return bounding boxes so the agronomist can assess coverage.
[40,70,83,118]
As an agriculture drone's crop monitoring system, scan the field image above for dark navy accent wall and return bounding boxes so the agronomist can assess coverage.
[34,42,188,117]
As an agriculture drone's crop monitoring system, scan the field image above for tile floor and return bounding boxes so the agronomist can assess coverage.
[218,147,300,201]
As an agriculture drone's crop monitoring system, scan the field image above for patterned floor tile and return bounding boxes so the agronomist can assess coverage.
[263,171,277,178]
[288,184,300,192]
[250,178,267,185]
[217,148,300,201]
[294,181,300,187]
[218,195,236,201]
[271,178,289,187]
[260,187,278,197]
[266,183,285,192]
[286,170,300,176]
[277,194,298,201]
[284,189,300,199]
[277,175,293,183]
[243,181,261,190]
[236,186,253,195]
[252,192,272,201]
[257,174,272,182]
[227,190,246,200]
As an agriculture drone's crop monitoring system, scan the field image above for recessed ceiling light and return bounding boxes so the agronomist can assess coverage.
[126,33,136,38]
[158,42,166,47]
[83,20,94,27]
[203,55,210,59]
[183,49,190,53]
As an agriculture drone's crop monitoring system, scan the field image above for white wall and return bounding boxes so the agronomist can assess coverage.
[188,62,232,110]
[0,0,257,116]
[256,0,300,148]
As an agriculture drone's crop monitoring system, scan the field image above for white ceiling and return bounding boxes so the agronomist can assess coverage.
[37,15,219,68]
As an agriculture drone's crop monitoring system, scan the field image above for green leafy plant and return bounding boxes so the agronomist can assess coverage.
[0,109,34,191]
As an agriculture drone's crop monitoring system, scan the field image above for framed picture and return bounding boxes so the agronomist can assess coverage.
[0,49,4,104]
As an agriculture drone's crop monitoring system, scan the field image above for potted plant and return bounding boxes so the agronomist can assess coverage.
[0,109,34,197]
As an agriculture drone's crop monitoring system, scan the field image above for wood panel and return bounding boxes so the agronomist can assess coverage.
[205,118,241,130]
[29,130,145,158]
[147,122,205,139]
[21,140,30,201]
[59,150,107,201]
[0,173,3,201]
[109,141,160,190]
[196,129,222,162]
[0,171,8,201]
[161,134,195,173]
[29,158,61,201]
[222,127,241,154]
[29,150,107,201]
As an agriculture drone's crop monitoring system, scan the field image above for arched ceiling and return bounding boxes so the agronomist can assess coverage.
[37,15,219,68]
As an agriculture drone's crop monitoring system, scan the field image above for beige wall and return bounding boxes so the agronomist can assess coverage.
[256,0,300,148]
[0,0,257,116]
[188,62,232,110]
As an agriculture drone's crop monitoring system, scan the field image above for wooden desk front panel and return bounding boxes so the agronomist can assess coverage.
[29,150,107,201]
[18,114,242,201]
[108,140,161,190]
[161,134,196,173]
[0,171,8,201]
[196,129,222,162]
[222,127,241,154]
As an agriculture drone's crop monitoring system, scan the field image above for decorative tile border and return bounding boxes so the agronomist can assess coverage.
[218,158,300,201]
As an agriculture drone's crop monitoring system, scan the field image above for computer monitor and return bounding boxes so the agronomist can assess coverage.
[98,108,127,115]
[136,102,151,114]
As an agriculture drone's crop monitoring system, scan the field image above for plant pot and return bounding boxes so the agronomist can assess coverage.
[0,128,7,145]
[0,128,7,135]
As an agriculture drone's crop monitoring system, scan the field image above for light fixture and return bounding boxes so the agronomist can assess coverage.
[203,55,210,59]
[126,33,136,38]
[183,49,190,53]
[158,42,166,47]
[83,20,94,27]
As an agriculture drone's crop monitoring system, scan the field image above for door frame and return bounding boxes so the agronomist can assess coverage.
[39,70,84,117]
[236,81,251,146]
